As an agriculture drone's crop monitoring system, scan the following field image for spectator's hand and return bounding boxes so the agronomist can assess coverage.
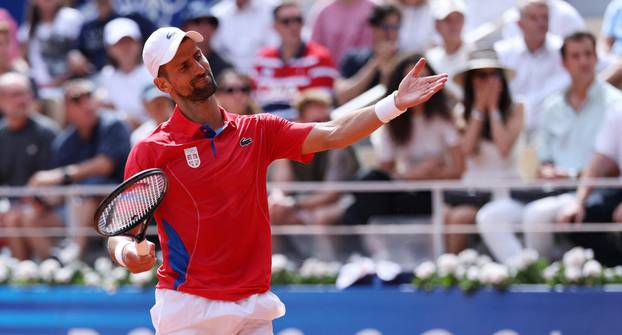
[28,169,64,187]
[394,59,448,110]
[269,194,297,224]
[558,201,585,224]
[538,165,570,179]
[396,156,444,180]
[612,203,622,223]
[473,78,492,111]
[67,50,93,77]
[123,240,157,274]
[486,78,502,111]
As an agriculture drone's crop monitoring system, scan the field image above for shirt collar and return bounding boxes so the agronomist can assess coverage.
[168,105,237,138]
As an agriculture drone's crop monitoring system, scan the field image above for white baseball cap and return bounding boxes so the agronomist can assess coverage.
[104,17,141,46]
[142,27,203,78]
[431,0,466,20]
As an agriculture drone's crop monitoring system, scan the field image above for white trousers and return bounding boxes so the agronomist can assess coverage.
[150,289,286,335]
[476,193,575,263]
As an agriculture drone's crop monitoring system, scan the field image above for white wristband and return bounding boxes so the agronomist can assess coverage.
[375,92,406,123]
[114,240,131,267]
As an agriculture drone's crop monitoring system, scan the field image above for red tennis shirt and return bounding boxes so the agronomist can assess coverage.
[124,106,314,301]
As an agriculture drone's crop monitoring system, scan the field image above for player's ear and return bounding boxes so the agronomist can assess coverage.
[154,77,172,95]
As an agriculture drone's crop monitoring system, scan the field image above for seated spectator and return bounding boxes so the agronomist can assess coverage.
[269,89,359,261]
[0,73,58,260]
[0,21,28,76]
[336,3,401,105]
[556,106,622,266]
[252,1,337,120]
[425,0,472,102]
[28,79,131,258]
[477,32,622,263]
[0,9,19,61]
[97,17,152,129]
[131,85,174,146]
[503,0,585,40]
[18,0,84,98]
[444,49,523,254]
[72,0,157,72]
[212,0,279,74]
[494,0,569,140]
[308,0,376,66]
[397,0,437,53]
[215,69,262,116]
[344,53,464,226]
[179,1,232,80]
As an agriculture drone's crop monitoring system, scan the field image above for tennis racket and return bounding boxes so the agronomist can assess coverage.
[94,168,168,256]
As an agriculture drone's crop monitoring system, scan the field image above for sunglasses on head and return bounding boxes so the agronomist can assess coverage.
[221,85,252,94]
[278,16,303,26]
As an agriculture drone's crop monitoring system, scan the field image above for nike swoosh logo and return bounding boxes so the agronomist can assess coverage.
[240,137,253,147]
[166,32,174,39]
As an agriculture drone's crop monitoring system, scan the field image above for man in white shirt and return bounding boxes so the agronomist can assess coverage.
[211,0,279,74]
[425,0,471,101]
[502,0,585,39]
[477,32,622,263]
[493,0,569,139]
[397,0,438,53]
[555,103,622,266]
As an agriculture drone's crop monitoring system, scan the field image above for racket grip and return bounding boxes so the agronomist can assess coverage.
[136,239,149,256]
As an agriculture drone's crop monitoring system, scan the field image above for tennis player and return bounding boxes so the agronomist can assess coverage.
[107,26,447,334]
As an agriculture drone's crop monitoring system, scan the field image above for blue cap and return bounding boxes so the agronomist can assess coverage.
[180,1,219,27]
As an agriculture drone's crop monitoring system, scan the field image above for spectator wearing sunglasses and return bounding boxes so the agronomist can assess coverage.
[336,3,401,105]
[252,1,338,120]
[28,79,131,258]
[215,69,261,116]
[179,1,232,81]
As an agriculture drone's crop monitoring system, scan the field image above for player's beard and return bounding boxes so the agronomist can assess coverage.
[182,71,218,102]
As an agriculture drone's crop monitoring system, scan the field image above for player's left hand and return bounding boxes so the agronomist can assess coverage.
[394,58,448,111]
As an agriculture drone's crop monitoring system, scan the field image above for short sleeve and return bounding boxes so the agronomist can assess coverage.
[260,113,315,163]
[595,108,622,163]
[370,126,395,163]
[97,118,131,170]
[124,141,156,180]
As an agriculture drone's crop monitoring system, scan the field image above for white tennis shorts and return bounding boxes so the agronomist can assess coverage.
[150,288,286,335]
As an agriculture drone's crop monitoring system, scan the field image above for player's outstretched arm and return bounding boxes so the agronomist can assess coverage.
[301,58,447,155]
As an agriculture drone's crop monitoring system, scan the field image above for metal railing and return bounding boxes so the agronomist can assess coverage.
[2,178,622,257]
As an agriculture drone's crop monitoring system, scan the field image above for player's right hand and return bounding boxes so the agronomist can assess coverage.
[123,240,157,273]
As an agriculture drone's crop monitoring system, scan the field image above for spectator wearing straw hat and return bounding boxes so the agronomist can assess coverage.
[269,88,359,260]
[443,49,523,254]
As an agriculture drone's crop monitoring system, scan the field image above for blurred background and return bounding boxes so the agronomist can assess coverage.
[2,0,622,334]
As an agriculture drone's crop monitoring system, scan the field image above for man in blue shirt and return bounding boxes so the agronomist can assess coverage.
[28,79,131,258]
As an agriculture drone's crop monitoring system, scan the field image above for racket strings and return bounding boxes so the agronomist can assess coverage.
[97,174,167,235]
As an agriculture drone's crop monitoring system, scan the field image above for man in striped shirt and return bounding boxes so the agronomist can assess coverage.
[252,1,338,120]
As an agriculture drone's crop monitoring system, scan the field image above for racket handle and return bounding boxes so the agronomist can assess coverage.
[136,239,149,256]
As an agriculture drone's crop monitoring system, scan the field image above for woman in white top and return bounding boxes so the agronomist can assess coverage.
[444,49,523,253]
[344,53,464,226]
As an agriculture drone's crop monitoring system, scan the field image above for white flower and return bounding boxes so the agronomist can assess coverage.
[507,249,539,272]
[583,260,602,278]
[564,266,582,282]
[83,271,101,286]
[479,263,509,285]
[336,257,375,290]
[271,254,289,273]
[477,255,492,267]
[437,254,459,276]
[300,258,324,278]
[466,267,480,282]
[54,267,75,284]
[415,261,436,280]
[0,263,8,283]
[604,268,616,281]
[563,247,587,269]
[455,265,466,278]
[39,259,61,282]
[325,262,342,277]
[458,249,478,265]
[13,260,38,282]
[94,257,113,274]
[375,260,401,282]
[543,262,560,281]
[584,248,594,260]
[129,270,153,286]
[615,266,622,277]
[111,267,128,281]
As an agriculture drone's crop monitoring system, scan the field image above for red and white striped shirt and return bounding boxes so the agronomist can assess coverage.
[252,41,338,120]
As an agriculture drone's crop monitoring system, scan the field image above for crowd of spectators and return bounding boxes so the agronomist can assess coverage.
[2,0,622,268]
